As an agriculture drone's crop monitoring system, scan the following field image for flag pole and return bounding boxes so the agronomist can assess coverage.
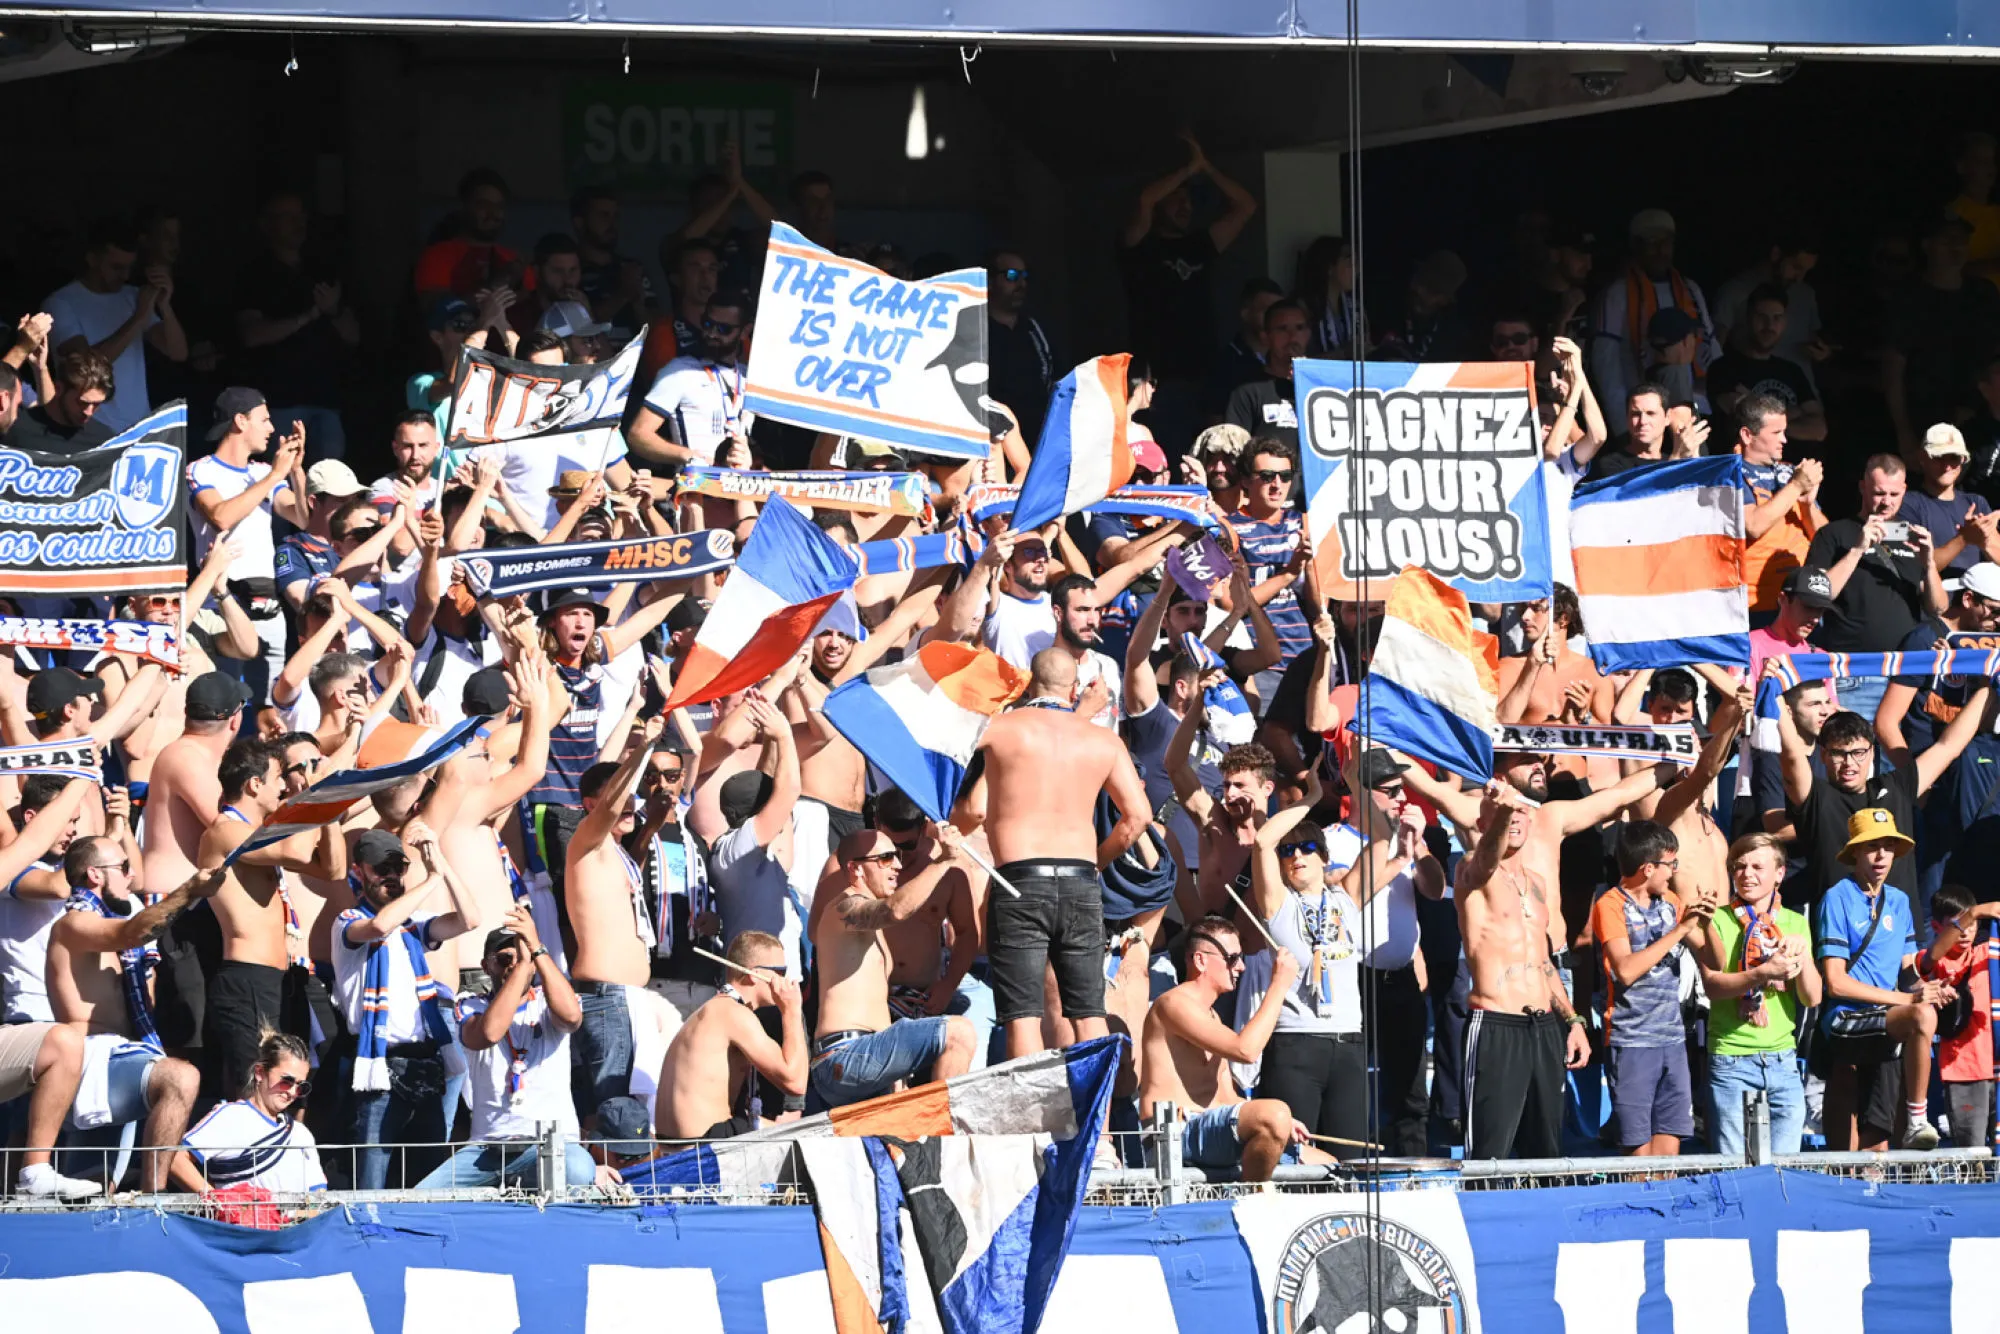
[1223,885,1282,952]
[689,944,760,979]
[960,842,1022,899]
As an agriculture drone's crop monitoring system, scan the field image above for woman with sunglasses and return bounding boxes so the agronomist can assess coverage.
[170,1031,326,1195]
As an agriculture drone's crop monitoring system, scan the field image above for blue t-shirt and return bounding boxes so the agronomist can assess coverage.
[1814,877,1916,1028]
[1898,488,1992,577]
[274,532,336,598]
[1097,588,1140,667]
[1226,509,1311,668]
[1122,698,1224,872]
[1739,458,1795,506]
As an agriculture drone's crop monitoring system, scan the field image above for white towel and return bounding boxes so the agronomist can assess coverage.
[67,1033,125,1130]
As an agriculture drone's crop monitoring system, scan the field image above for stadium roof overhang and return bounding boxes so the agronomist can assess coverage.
[4,0,2000,56]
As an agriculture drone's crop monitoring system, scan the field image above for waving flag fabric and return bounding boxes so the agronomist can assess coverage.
[664,496,858,710]
[225,716,486,864]
[1010,355,1133,533]
[1569,455,1749,673]
[623,1038,1123,1334]
[968,481,1219,531]
[1353,566,1499,783]
[1177,631,1255,746]
[820,640,1028,820]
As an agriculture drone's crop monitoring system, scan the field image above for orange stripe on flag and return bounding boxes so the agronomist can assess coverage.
[1384,566,1499,695]
[357,721,428,769]
[1440,361,1537,392]
[826,1079,954,1139]
[818,1219,888,1334]
[1096,353,1134,489]
[923,641,1030,713]
[1572,534,1743,597]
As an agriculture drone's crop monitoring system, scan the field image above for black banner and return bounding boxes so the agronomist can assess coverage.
[443,331,643,447]
[461,528,737,598]
[0,401,187,596]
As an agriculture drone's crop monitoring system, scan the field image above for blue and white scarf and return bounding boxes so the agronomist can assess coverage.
[1179,631,1255,746]
[345,901,451,1093]
[64,888,161,1052]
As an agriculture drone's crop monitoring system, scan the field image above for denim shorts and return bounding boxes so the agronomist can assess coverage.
[1608,1043,1695,1147]
[105,1045,161,1125]
[1180,1104,1303,1170]
[808,1017,951,1110]
[987,860,1106,1023]
[572,983,635,1114]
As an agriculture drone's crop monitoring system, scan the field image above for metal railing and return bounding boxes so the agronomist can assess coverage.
[5,1092,1991,1218]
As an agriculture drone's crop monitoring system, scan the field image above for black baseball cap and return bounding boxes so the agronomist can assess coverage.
[482,926,526,958]
[537,587,608,625]
[25,667,103,720]
[353,828,409,870]
[1782,566,1835,610]
[719,771,775,828]
[186,671,252,721]
[594,1095,654,1158]
[207,387,268,441]
[462,667,512,718]
[1646,307,1699,348]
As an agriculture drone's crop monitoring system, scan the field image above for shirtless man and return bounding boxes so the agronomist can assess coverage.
[1138,915,1333,1181]
[1456,782,1592,1160]
[140,671,250,895]
[1628,685,1751,920]
[654,929,807,1140]
[808,826,978,1109]
[566,712,667,1118]
[1496,584,1614,730]
[788,625,869,843]
[47,838,217,1189]
[196,738,347,1100]
[1168,711,1277,918]
[967,648,1150,1059]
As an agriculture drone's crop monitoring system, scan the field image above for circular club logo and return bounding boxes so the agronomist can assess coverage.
[1271,1212,1467,1334]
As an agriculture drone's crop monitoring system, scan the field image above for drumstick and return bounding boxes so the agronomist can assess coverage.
[689,944,760,979]
[1223,885,1282,952]
[1306,1132,1385,1151]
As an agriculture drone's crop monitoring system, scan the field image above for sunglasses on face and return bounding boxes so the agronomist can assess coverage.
[1492,330,1534,346]
[143,595,178,609]
[999,267,1029,282]
[271,1073,311,1096]
[1015,546,1049,562]
[653,767,684,785]
[849,849,900,866]
[340,525,382,542]
[1192,936,1243,968]
[97,860,131,875]
[751,963,788,978]
[1277,840,1323,859]
[703,318,742,334]
[1253,469,1294,484]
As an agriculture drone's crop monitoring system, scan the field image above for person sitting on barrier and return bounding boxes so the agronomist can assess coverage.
[654,929,806,1141]
[1696,833,1819,1156]
[171,1030,326,1195]
[806,826,978,1111]
[1137,914,1333,1180]
[1814,808,1942,1152]
[419,907,607,1190]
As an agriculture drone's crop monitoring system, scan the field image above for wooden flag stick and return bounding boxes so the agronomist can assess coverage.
[1307,1131,1386,1151]
[960,842,1023,899]
[689,944,760,979]
[1222,884,1282,953]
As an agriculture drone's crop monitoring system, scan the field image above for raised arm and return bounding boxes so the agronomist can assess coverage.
[1122,143,1201,249]
[1916,682,1994,796]
[1165,687,1216,819]
[1250,769,1323,920]
[745,694,801,847]
[1653,685,1750,828]
[57,867,225,955]
[1125,580,1176,716]
[574,714,666,854]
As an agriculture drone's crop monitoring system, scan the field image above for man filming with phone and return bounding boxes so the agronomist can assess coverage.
[1805,454,1946,727]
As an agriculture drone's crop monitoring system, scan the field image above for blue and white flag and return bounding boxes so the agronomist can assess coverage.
[1178,631,1254,746]
[1351,566,1500,783]
[1010,356,1133,533]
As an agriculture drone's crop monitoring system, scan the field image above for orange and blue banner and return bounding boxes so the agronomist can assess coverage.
[1293,360,1550,603]
[1570,455,1749,672]
[1010,355,1133,533]
[1353,566,1500,782]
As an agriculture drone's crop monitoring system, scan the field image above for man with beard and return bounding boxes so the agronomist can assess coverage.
[47,839,217,1190]
[948,530,1058,671]
[635,744,720,1019]
[365,415,443,561]
[570,187,651,333]
[785,619,869,847]
[1458,783,1592,1159]
[334,824,480,1188]
[630,289,754,468]
[414,167,523,307]
[1049,575,1122,729]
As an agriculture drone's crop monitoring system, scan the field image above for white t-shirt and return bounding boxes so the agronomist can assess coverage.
[1074,648,1125,729]
[1361,864,1423,970]
[463,429,630,532]
[455,986,579,1141]
[188,454,291,577]
[1541,446,1589,591]
[181,1100,327,1193]
[332,912,438,1044]
[982,591,1056,669]
[44,280,156,434]
[0,865,63,1023]
[643,356,751,467]
[710,822,805,978]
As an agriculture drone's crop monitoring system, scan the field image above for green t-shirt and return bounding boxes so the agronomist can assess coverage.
[1708,902,1811,1056]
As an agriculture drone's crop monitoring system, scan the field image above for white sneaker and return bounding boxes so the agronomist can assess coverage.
[1901,1118,1941,1152]
[15,1163,104,1200]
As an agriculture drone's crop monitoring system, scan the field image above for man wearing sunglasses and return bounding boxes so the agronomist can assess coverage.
[1224,440,1313,705]
[655,928,806,1141]
[47,838,216,1191]
[630,290,756,469]
[1138,914,1333,1181]
[986,249,1054,448]
[806,826,979,1110]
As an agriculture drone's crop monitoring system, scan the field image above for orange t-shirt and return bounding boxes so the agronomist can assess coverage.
[1923,931,1995,1082]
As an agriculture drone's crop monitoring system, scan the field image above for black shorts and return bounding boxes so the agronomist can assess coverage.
[1463,1008,1566,1161]
[203,960,307,1101]
[987,859,1106,1024]
[819,802,867,843]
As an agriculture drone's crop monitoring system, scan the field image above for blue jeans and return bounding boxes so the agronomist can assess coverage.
[572,984,634,1121]
[415,1140,599,1189]
[808,1017,951,1111]
[1833,676,1888,733]
[1710,1050,1806,1156]
[269,405,348,463]
[352,1053,448,1189]
[1180,1104,1302,1169]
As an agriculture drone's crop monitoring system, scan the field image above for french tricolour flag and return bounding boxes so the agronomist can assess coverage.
[1352,566,1499,783]
[820,640,1029,820]
[1569,455,1749,673]
[664,496,857,710]
[1010,355,1133,533]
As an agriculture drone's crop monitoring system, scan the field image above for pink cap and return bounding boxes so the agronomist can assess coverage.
[1131,437,1169,475]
